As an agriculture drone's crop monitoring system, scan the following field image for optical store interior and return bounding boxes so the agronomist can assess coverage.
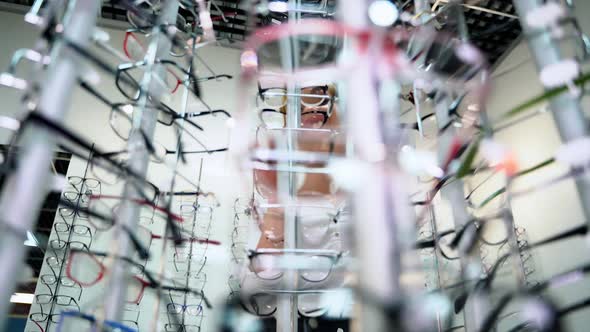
[1,0,590,331]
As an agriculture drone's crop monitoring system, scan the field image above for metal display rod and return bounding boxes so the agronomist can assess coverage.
[513,0,590,221]
[435,94,489,332]
[0,0,100,328]
[432,2,490,330]
[102,0,179,323]
[275,1,300,330]
[340,0,403,331]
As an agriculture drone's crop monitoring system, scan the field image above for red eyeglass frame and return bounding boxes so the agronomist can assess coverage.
[65,251,149,304]
[122,30,184,94]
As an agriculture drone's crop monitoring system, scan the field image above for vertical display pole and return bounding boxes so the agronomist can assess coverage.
[433,2,488,331]
[435,95,488,331]
[275,0,300,331]
[513,0,590,221]
[102,0,179,322]
[340,0,404,331]
[0,0,100,328]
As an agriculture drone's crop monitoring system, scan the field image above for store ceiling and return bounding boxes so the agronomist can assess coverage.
[0,0,521,65]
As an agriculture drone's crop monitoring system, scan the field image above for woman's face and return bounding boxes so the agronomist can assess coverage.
[299,85,334,129]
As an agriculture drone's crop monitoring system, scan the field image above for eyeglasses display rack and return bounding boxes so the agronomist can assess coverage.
[0,0,590,331]
[102,0,180,323]
[0,0,101,326]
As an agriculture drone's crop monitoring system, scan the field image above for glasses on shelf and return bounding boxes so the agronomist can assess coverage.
[61,184,98,204]
[251,202,345,245]
[87,194,184,231]
[179,202,218,218]
[78,79,205,151]
[78,80,227,176]
[258,84,335,127]
[29,311,65,324]
[39,274,82,301]
[123,26,230,83]
[15,111,170,206]
[227,273,241,301]
[55,310,137,332]
[66,176,101,194]
[171,272,207,291]
[49,237,92,256]
[66,250,141,288]
[158,109,231,128]
[233,197,254,219]
[121,306,141,332]
[231,225,248,244]
[124,28,190,89]
[52,221,93,245]
[166,302,203,316]
[172,252,208,275]
[241,292,278,317]
[259,3,336,24]
[164,323,202,332]
[35,294,80,311]
[115,58,200,101]
[58,199,159,260]
[124,2,211,49]
[257,83,335,127]
[53,222,92,238]
[136,224,218,254]
[247,248,345,282]
[66,249,212,307]
[231,242,248,264]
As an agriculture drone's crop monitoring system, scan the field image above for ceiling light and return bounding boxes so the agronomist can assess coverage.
[10,293,34,304]
[268,1,288,13]
[368,0,399,27]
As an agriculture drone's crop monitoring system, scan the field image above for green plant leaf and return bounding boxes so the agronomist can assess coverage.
[503,72,590,119]
[472,158,555,208]
[456,138,481,179]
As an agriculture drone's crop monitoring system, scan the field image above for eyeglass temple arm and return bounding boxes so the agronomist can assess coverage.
[79,79,157,154]
[180,117,204,131]
[185,109,231,118]
[78,79,112,106]
[122,225,151,260]
[193,74,233,82]
[528,224,588,248]
[477,261,590,331]
[26,113,149,187]
[58,198,151,260]
[173,122,211,154]
[195,53,219,78]
[558,297,590,317]
[171,147,228,155]
[414,228,455,249]
[453,251,510,314]
[92,150,127,158]
[159,284,213,309]
[66,39,135,86]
